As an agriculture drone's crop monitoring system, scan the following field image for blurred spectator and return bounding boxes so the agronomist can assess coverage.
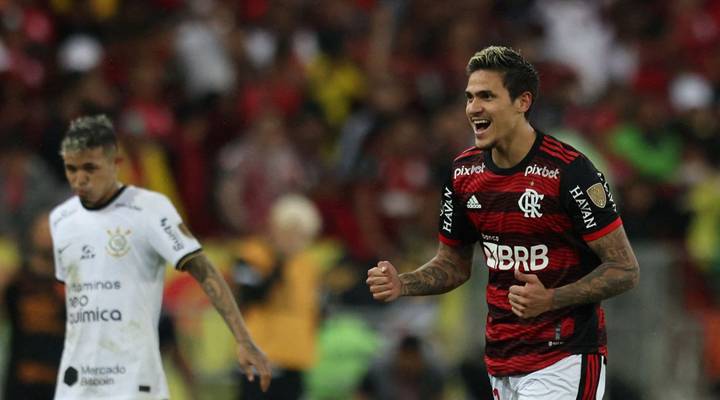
[608,96,682,183]
[352,114,435,259]
[116,116,186,217]
[305,315,380,400]
[174,1,236,100]
[216,111,307,235]
[0,134,67,239]
[231,194,324,399]
[2,211,65,400]
[356,334,445,400]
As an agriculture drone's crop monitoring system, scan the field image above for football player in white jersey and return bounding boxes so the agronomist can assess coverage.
[50,115,271,399]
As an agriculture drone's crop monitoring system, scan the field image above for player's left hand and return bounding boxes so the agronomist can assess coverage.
[508,269,554,319]
[236,340,272,392]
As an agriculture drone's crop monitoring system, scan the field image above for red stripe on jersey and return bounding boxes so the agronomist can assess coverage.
[439,233,462,247]
[544,136,580,158]
[583,217,622,242]
[454,146,482,162]
[582,356,593,399]
[486,316,576,343]
[475,211,573,234]
[485,350,571,376]
[487,288,511,311]
[540,144,574,164]
[465,179,561,196]
[580,354,602,400]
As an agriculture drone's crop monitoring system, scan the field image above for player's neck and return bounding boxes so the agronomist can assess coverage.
[491,123,536,169]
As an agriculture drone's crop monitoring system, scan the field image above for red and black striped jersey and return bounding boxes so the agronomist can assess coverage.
[438,131,621,377]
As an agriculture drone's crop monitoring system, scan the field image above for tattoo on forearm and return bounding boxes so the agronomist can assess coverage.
[552,227,639,309]
[400,243,473,296]
[186,254,251,344]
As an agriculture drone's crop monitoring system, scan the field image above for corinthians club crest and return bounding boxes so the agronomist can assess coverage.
[106,227,132,257]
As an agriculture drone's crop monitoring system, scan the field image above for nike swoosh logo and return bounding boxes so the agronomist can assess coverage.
[58,244,72,254]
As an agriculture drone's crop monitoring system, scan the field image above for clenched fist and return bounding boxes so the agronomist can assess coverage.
[366,260,402,302]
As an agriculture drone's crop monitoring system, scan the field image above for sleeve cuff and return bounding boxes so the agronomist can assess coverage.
[583,217,623,242]
[439,233,462,247]
[175,248,203,270]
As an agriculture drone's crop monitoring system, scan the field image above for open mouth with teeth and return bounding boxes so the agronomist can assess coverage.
[473,119,491,133]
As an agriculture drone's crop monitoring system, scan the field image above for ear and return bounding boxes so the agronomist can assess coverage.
[515,91,533,114]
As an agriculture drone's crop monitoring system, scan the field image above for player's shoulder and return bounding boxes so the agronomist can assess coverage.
[49,196,80,230]
[127,186,173,209]
[452,146,484,164]
[537,133,587,167]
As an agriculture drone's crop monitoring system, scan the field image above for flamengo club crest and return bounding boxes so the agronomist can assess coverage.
[518,188,544,218]
[106,227,131,257]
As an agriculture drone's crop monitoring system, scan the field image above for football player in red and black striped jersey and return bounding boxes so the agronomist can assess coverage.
[367,46,639,400]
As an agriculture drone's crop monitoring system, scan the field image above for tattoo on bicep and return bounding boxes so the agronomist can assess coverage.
[553,227,639,309]
[400,244,473,296]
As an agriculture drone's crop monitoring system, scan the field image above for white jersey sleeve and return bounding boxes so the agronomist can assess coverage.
[143,193,202,269]
[49,199,79,282]
[49,212,66,282]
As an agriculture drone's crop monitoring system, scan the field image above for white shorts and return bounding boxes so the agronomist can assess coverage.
[489,354,605,400]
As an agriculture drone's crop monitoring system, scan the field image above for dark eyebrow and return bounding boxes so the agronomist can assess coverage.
[478,90,495,97]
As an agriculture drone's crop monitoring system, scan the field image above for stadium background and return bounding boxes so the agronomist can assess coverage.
[0,0,719,398]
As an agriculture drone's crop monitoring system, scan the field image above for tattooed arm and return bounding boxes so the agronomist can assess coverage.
[552,225,639,309]
[366,242,474,302]
[182,252,272,391]
[508,226,639,319]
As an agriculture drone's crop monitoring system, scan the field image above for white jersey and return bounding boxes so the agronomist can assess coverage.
[49,186,201,400]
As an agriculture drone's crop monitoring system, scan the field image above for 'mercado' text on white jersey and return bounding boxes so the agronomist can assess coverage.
[49,186,201,400]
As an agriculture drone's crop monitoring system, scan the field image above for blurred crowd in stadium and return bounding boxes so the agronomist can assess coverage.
[2,0,720,398]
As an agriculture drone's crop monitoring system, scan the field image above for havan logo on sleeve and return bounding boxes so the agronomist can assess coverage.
[569,185,597,229]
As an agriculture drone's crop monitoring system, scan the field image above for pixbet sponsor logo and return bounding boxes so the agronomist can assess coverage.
[524,164,560,179]
[454,163,485,179]
[482,242,549,271]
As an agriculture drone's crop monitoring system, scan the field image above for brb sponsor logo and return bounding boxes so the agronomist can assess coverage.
[482,242,549,271]
[454,163,485,179]
[524,164,559,179]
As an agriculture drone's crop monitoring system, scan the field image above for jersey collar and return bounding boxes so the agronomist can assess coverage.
[484,130,544,176]
[81,185,128,211]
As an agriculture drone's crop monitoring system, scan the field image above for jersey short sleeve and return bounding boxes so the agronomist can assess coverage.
[560,155,622,242]
[144,194,202,269]
[49,212,67,282]
[438,175,478,246]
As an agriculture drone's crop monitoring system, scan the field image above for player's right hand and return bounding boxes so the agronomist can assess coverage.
[366,260,402,302]
[236,340,272,392]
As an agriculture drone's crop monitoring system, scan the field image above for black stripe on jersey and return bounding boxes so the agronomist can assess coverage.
[544,135,580,158]
[175,248,203,270]
[462,192,563,214]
